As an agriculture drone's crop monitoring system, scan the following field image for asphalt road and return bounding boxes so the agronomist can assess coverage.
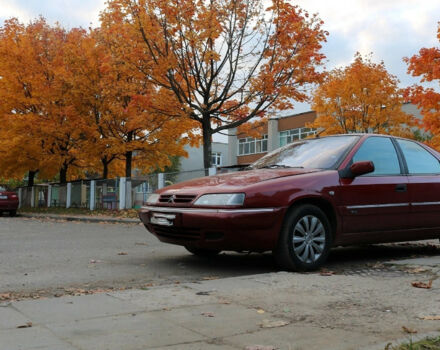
[1,216,439,296]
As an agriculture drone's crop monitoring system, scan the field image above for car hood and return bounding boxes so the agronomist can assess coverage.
[159,168,319,194]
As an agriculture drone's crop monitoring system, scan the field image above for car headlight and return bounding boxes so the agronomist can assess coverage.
[194,193,245,206]
[146,193,160,204]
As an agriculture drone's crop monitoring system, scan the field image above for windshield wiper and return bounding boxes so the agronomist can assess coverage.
[260,164,304,169]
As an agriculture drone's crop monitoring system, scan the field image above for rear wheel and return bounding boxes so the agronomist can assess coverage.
[9,210,16,217]
[273,204,332,271]
[185,246,221,257]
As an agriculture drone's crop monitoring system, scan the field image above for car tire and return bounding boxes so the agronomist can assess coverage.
[185,246,221,257]
[9,210,16,217]
[273,204,332,271]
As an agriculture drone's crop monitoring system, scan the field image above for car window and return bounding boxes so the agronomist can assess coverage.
[251,135,359,170]
[352,137,401,175]
[397,139,440,174]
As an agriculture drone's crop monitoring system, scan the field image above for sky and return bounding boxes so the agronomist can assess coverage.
[1,0,439,116]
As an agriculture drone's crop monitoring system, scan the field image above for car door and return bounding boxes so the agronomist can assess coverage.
[395,138,440,230]
[338,136,409,235]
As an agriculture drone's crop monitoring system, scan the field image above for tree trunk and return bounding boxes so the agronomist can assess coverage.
[125,151,132,178]
[59,164,68,184]
[202,119,212,175]
[27,170,37,187]
[101,158,109,179]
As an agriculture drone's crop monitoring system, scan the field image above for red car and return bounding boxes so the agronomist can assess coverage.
[139,134,440,270]
[0,186,19,216]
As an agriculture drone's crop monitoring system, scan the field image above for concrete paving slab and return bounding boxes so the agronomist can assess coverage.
[0,325,79,350]
[226,324,378,350]
[159,303,287,338]
[151,341,239,350]
[47,311,205,350]
[0,306,32,330]
[13,293,142,324]
[109,286,217,311]
[385,256,440,267]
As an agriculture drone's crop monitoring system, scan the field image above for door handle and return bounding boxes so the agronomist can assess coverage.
[395,184,407,192]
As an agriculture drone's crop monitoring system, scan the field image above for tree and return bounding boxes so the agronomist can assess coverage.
[97,13,199,178]
[0,18,93,184]
[102,0,328,169]
[309,53,415,137]
[404,23,440,149]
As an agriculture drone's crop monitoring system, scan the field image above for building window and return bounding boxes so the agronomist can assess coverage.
[279,127,316,147]
[238,135,268,156]
[211,152,222,166]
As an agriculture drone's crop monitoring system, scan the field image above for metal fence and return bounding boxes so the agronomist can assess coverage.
[17,166,240,210]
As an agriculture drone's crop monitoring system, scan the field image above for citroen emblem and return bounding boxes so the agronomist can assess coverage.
[168,195,176,203]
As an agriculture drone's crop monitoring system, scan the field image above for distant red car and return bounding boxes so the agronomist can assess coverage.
[0,186,19,217]
[139,134,440,270]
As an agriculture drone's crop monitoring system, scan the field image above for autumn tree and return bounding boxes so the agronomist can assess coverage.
[102,0,327,169]
[404,23,440,149]
[309,53,415,137]
[0,18,93,184]
[98,12,199,178]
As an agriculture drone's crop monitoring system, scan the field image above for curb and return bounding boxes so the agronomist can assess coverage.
[18,213,140,224]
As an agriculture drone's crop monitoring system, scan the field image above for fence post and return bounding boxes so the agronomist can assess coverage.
[66,183,72,208]
[47,185,52,207]
[119,177,126,210]
[208,167,217,176]
[90,180,96,211]
[158,173,164,189]
[18,188,22,209]
[30,186,35,208]
[125,179,132,209]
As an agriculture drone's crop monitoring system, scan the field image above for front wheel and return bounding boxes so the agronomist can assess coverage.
[273,204,332,271]
[185,246,221,257]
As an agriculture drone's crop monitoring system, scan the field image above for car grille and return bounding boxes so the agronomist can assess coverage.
[152,225,201,241]
[158,194,196,204]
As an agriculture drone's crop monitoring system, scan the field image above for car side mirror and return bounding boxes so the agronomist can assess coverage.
[340,161,375,179]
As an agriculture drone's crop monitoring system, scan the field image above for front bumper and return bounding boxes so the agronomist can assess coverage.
[139,206,286,251]
[0,200,19,210]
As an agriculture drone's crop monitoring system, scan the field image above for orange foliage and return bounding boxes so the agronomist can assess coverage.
[404,23,440,149]
[0,16,199,182]
[0,18,92,183]
[309,53,415,137]
[103,0,327,168]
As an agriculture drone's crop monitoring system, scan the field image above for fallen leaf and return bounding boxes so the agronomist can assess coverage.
[402,326,417,334]
[117,252,128,255]
[202,276,219,280]
[257,309,265,314]
[259,319,289,328]
[245,346,276,350]
[196,291,211,296]
[319,270,335,276]
[135,242,148,246]
[406,267,428,274]
[17,322,32,329]
[0,293,11,301]
[219,299,231,305]
[201,312,215,317]
[419,315,440,320]
[411,280,433,289]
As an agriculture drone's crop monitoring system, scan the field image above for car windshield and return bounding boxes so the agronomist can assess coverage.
[250,135,360,170]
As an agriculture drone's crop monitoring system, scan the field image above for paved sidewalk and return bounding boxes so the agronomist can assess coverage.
[1,256,439,350]
[19,212,140,224]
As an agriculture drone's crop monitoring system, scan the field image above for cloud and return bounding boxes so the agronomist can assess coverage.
[0,0,32,23]
[0,0,106,28]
